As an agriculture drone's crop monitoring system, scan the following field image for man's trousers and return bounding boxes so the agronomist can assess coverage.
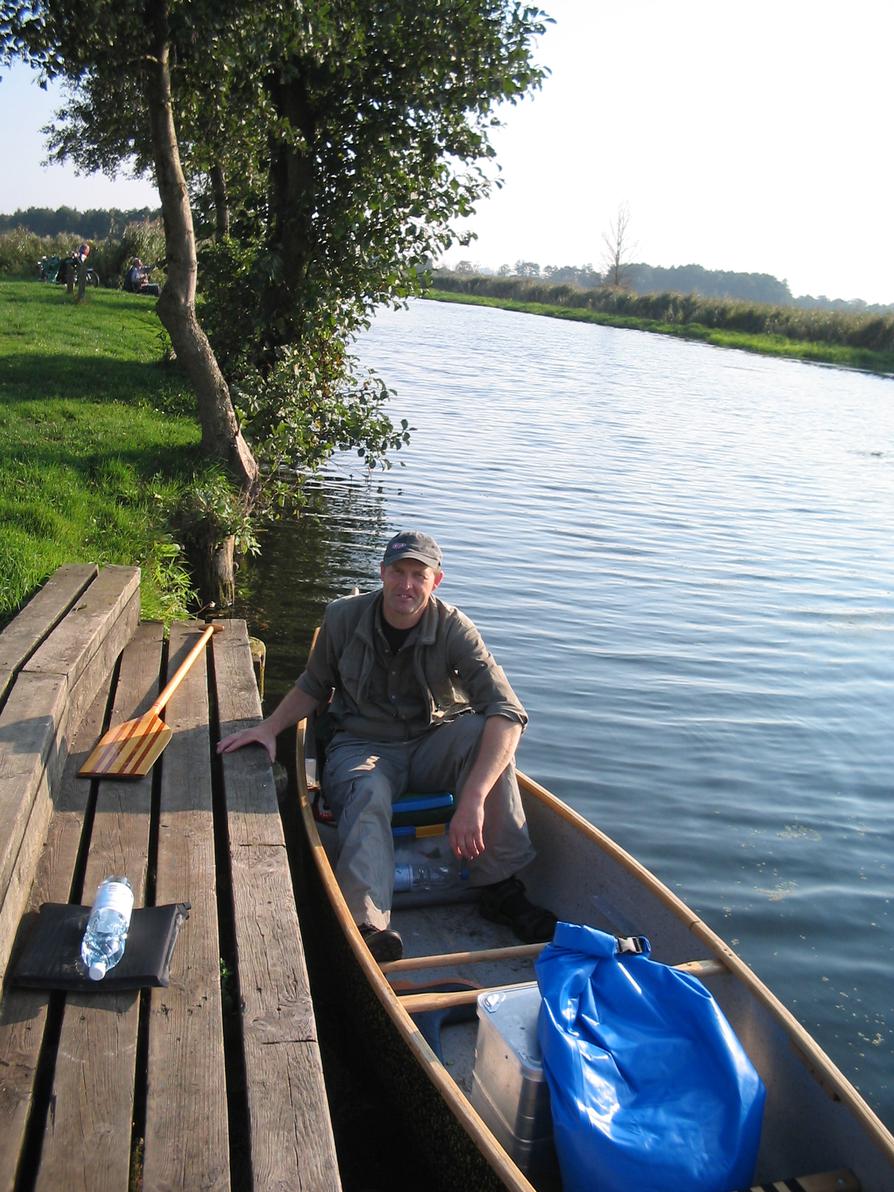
[322,714,536,929]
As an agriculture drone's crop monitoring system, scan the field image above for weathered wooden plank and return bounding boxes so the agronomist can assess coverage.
[25,565,139,708]
[0,627,141,976]
[0,564,140,969]
[214,621,340,1192]
[0,671,69,968]
[0,677,109,1192]
[0,765,55,991]
[0,564,98,707]
[35,622,162,1192]
[142,621,230,1192]
[24,566,138,679]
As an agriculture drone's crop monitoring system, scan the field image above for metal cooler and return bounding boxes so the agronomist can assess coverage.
[470,983,560,1188]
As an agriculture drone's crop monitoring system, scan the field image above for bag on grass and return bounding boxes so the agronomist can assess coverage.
[535,922,765,1192]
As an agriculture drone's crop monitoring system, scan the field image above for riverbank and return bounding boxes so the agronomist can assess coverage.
[425,288,894,375]
[0,280,202,625]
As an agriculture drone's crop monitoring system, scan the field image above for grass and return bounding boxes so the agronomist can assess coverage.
[426,287,894,375]
[0,280,204,625]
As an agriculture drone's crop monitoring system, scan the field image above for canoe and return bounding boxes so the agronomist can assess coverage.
[295,714,894,1191]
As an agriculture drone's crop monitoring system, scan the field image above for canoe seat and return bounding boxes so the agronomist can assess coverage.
[747,1169,859,1192]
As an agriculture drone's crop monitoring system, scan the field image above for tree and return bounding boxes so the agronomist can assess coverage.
[601,201,635,289]
[3,0,547,418]
[2,1,548,597]
[2,0,260,500]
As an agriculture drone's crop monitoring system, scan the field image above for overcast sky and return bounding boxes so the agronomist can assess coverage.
[2,0,892,303]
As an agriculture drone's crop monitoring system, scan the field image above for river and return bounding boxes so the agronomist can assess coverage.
[234,297,894,1131]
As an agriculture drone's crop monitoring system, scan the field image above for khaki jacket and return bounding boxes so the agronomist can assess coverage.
[296,589,526,741]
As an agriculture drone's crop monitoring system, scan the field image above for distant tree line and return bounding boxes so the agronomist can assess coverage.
[7,208,889,314]
[449,258,894,315]
[0,205,162,240]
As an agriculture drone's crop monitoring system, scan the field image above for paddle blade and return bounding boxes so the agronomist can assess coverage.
[79,710,173,778]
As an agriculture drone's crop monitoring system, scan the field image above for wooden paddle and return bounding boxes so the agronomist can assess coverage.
[80,623,221,779]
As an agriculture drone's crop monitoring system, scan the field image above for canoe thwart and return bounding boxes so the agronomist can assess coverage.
[381,940,546,975]
[384,947,727,982]
[397,957,728,1014]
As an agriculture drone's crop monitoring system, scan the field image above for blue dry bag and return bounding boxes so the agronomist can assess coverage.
[535,923,765,1192]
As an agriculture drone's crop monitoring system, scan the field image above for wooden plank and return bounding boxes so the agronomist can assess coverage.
[0,564,97,707]
[143,621,230,1192]
[0,671,69,973]
[0,761,55,988]
[34,622,162,1192]
[0,565,140,966]
[24,566,139,682]
[0,627,140,962]
[0,676,109,1192]
[214,620,340,1192]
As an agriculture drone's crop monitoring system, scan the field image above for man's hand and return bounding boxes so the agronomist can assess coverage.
[216,684,321,765]
[449,790,487,861]
[449,715,522,861]
[217,723,278,763]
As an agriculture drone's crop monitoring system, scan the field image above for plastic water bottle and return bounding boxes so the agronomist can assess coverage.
[80,876,134,981]
[394,860,458,893]
[393,838,470,893]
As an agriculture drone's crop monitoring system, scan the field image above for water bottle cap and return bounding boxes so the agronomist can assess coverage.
[88,961,108,981]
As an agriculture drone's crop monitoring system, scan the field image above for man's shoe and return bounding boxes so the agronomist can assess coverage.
[359,923,403,962]
[478,876,557,944]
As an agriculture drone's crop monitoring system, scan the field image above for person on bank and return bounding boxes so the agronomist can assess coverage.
[217,530,556,961]
[125,258,160,296]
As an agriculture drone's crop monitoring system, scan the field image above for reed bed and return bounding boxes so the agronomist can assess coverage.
[431,273,894,358]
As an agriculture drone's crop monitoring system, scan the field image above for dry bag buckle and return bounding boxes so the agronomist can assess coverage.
[616,935,646,955]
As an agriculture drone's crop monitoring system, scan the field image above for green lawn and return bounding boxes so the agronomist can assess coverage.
[0,281,203,624]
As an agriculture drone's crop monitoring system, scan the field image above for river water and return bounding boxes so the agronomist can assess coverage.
[234,298,894,1130]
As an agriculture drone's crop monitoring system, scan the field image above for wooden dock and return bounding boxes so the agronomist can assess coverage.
[0,565,341,1190]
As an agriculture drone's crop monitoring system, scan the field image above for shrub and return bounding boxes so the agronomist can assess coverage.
[0,228,78,278]
[0,223,167,290]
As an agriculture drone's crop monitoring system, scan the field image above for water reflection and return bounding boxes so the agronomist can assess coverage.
[234,477,390,692]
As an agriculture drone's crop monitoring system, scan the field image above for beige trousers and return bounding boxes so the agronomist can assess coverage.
[323,715,536,929]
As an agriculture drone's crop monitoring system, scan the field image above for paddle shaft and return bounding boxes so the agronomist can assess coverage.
[149,623,219,716]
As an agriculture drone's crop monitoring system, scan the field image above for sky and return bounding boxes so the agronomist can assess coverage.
[1,0,892,304]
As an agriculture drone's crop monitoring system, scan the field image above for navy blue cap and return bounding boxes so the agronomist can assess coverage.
[382,531,442,570]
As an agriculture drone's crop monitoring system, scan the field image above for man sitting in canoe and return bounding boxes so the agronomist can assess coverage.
[218,530,556,961]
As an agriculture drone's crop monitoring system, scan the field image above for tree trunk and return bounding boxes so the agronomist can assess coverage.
[259,72,317,361]
[210,163,230,241]
[195,532,236,610]
[144,0,258,501]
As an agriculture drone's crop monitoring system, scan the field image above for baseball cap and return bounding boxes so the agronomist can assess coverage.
[382,531,442,571]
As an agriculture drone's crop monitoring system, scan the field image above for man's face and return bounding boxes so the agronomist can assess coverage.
[380,557,443,627]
